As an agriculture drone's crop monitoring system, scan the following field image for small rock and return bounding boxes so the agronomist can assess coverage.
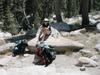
[24,54,30,57]
[79,57,90,64]
[70,28,86,36]
[80,66,86,71]
[95,44,100,52]
[0,64,4,67]
[90,55,98,62]
[0,43,16,53]
[78,57,98,67]
[87,60,98,67]
[79,49,95,57]
[0,21,3,25]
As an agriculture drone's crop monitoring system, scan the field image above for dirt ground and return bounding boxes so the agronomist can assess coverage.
[0,54,100,75]
[0,31,100,75]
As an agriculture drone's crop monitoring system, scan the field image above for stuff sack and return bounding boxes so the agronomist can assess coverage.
[12,40,28,56]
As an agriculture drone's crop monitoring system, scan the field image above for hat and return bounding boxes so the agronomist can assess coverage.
[44,18,49,22]
[53,15,56,18]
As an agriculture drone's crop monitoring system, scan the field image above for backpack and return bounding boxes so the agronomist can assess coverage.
[42,45,56,62]
[34,43,56,67]
[12,40,28,57]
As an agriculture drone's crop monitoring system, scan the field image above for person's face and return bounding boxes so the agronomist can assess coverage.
[44,21,48,25]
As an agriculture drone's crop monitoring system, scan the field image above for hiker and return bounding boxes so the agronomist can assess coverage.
[12,39,28,57]
[33,18,56,67]
[38,18,51,42]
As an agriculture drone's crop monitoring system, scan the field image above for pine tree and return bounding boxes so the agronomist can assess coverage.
[55,0,62,22]
[3,0,18,34]
[80,0,89,28]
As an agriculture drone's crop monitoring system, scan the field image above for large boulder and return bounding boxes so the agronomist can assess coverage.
[60,32,70,37]
[70,28,86,36]
[0,32,12,39]
[79,49,98,57]
[4,32,12,39]
[89,18,97,25]
[70,30,83,36]
[28,27,84,53]
[0,43,16,54]
[0,38,6,46]
[96,23,100,32]
[36,27,61,38]
[66,17,82,24]
[93,14,100,20]
[60,28,86,37]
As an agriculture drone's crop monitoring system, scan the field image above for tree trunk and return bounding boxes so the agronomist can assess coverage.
[80,0,89,28]
[55,0,62,22]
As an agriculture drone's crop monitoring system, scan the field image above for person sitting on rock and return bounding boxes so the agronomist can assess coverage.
[38,18,51,42]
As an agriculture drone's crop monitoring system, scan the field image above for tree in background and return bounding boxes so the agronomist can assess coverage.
[2,0,18,34]
[92,0,100,11]
[55,0,62,22]
[80,0,89,28]
[0,0,100,33]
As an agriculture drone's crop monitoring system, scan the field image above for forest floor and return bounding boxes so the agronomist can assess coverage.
[0,31,100,75]
[1,11,100,74]
[67,31,100,49]
[0,54,100,75]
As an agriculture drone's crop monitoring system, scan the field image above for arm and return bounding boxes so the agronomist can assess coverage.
[38,28,42,41]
